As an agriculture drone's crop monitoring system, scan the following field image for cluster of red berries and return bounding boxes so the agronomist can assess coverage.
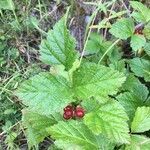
[63,105,85,120]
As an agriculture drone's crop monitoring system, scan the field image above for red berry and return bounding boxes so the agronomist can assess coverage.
[75,106,85,118]
[64,109,73,116]
[63,113,72,120]
[75,110,85,118]
[64,105,73,111]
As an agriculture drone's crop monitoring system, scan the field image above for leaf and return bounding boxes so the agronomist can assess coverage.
[47,120,115,150]
[0,0,15,10]
[116,83,149,121]
[144,43,150,56]
[22,110,57,147]
[73,62,126,99]
[130,58,150,82]
[16,72,73,116]
[131,107,150,133]
[122,74,142,91]
[125,135,150,150]
[130,34,146,51]
[84,100,130,144]
[109,18,134,40]
[143,23,150,40]
[130,1,150,23]
[40,16,77,71]
[85,33,103,54]
[85,33,122,62]
[47,120,98,149]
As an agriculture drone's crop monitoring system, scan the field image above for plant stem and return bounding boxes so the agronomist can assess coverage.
[98,39,120,64]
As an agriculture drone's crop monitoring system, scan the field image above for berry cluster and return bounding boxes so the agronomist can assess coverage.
[63,105,85,120]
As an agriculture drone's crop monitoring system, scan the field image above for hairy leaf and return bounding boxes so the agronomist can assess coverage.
[130,34,146,51]
[16,72,73,116]
[109,18,134,39]
[84,100,130,144]
[130,58,150,82]
[130,1,150,23]
[73,62,126,99]
[131,107,150,133]
[47,120,114,150]
[40,16,77,71]
[125,135,150,150]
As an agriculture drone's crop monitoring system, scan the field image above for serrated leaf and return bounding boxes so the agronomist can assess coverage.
[22,110,57,147]
[143,23,150,40]
[130,1,150,23]
[109,18,134,40]
[0,0,15,10]
[130,34,146,51]
[131,107,150,133]
[40,16,77,71]
[84,100,130,144]
[47,120,114,150]
[117,83,149,121]
[130,58,150,82]
[73,62,126,99]
[85,33,122,62]
[144,43,150,56]
[122,74,142,91]
[125,135,150,150]
[16,72,73,116]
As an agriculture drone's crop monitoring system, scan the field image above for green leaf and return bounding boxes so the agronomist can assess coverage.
[47,120,115,150]
[116,83,149,121]
[130,1,150,23]
[125,135,150,150]
[122,74,142,91]
[16,72,73,116]
[130,34,146,51]
[22,110,57,147]
[0,0,15,10]
[84,100,130,144]
[85,33,122,62]
[40,16,77,71]
[143,23,150,40]
[109,18,134,40]
[47,121,98,149]
[130,58,150,82]
[144,43,150,56]
[73,62,126,99]
[131,107,150,133]
[85,33,103,54]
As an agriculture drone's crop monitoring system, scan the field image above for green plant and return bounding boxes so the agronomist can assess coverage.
[15,1,150,150]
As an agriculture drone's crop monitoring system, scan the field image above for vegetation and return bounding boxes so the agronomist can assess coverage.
[0,0,150,149]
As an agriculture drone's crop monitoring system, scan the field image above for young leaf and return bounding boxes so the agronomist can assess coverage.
[109,18,134,40]
[131,106,150,133]
[47,120,114,150]
[130,1,150,23]
[125,135,150,150]
[16,72,73,116]
[84,100,130,144]
[130,34,146,51]
[73,62,126,99]
[130,58,150,82]
[22,110,57,147]
[40,16,77,71]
